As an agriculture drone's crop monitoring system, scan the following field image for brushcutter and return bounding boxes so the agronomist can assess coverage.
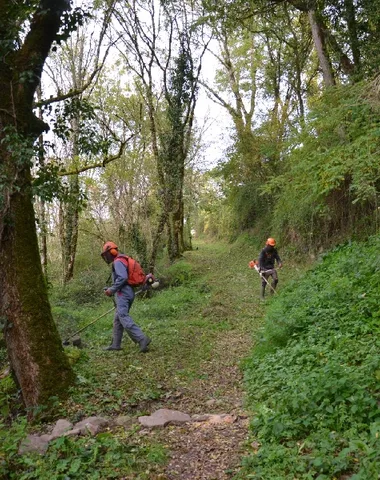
[62,278,161,347]
[62,306,115,346]
[248,260,277,294]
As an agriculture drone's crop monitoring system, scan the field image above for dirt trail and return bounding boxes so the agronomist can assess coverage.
[145,242,264,479]
[160,334,251,480]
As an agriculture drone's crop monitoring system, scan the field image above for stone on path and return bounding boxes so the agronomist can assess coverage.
[18,410,238,458]
[50,419,73,439]
[139,408,191,428]
[18,434,51,455]
[191,414,211,422]
[63,428,81,437]
[207,414,237,424]
[191,414,237,425]
[73,416,109,435]
[113,415,135,428]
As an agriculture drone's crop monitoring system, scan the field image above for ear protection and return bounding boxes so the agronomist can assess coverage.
[101,241,119,263]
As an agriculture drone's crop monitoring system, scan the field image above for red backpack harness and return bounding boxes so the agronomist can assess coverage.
[114,254,146,287]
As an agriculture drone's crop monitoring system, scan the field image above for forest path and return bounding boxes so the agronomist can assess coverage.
[148,240,266,479]
[66,239,274,478]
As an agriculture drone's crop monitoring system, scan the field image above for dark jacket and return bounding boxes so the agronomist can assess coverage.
[259,246,282,271]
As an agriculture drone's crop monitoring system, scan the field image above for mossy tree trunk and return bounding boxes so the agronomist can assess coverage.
[114,1,206,268]
[158,38,197,263]
[1,167,75,412]
[0,0,76,413]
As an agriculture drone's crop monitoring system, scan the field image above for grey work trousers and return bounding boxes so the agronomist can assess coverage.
[111,292,145,348]
[261,268,278,289]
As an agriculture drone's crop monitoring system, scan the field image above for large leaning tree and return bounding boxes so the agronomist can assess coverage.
[0,0,76,414]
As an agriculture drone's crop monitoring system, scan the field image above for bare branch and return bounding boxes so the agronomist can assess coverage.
[34,68,101,107]
[58,138,129,176]
[199,80,239,117]
[34,2,118,108]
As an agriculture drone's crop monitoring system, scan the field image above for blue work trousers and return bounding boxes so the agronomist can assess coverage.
[112,292,145,347]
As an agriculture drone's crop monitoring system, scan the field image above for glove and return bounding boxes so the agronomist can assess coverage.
[104,289,112,297]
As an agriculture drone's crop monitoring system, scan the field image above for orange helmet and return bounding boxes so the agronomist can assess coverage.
[101,241,118,258]
[266,237,276,246]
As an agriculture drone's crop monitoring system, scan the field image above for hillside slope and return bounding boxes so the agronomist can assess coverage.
[239,237,380,479]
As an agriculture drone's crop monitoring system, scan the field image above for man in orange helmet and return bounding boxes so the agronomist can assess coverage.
[258,237,283,300]
[101,241,151,352]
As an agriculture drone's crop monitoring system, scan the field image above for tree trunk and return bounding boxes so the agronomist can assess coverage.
[344,0,361,72]
[0,167,75,414]
[308,8,336,87]
[183,209,192,251]
[149,211,167,272]
[59,113,81,284]
[169,209,181,261]
[38,198,49,278]
[0,0,75,413]
[59,174,80,283]
[179,199,187,252]
[167,213,175,262]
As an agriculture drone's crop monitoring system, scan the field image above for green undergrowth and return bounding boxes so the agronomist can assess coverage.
[1,420,166,479]
[1,238,271,479]
[238,236,380,479]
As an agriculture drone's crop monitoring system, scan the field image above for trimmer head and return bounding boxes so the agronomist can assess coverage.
[62,335,82,348]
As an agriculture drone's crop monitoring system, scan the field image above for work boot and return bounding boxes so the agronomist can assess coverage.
[103,345,122,351]
[105,328,123,351]
[260,286,266,301]
[139,336,151,353]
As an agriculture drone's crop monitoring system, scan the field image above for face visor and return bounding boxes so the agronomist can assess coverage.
[101,250,115,264]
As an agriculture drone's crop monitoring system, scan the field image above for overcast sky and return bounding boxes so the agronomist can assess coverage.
[41,4,233,172]
[195,46,233,170]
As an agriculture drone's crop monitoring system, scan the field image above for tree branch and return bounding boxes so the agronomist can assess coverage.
[58,139,128,176]
[199,80,239,118]
[34,10,120,108]
[15,0,72,107]
[34,68,101,108]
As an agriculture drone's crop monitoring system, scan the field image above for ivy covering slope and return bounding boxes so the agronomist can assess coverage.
[240,236,380,479]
